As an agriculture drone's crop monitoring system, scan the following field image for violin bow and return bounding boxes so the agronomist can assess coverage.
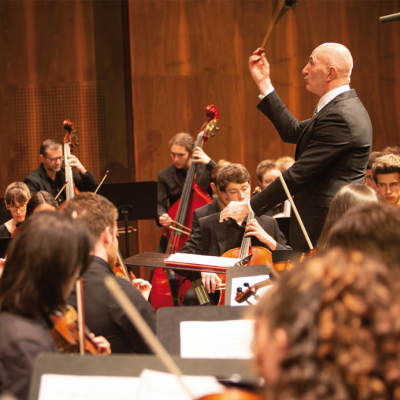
[94,170,109,194]
[55,181,68,200]
[278,172,313,250]
[104,276,196,399]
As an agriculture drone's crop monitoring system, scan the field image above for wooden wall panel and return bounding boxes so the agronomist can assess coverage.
[128,0,400,262]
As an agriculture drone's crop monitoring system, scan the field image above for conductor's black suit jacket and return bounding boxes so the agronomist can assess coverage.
[250,89,372,252]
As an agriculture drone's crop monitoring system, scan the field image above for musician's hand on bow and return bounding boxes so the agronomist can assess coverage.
[192,147,211,165]
[68,155,87,175]
[249,48,273,95]
[159,213,173,227]
[219,201,250,223]
[245,219,277,251]
[132,278,152,300]
[201,272,222,293]
[89,334,111,355]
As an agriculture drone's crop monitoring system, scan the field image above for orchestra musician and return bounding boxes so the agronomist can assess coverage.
[252,248,400,400]
[0,211,110,400]
[221,43,372,252]
[157,132,216,252]
[64,192,156,354]
[26,191,59,218]
[0,182,30,238]
[24,139,98,206]
[364,151,387,190]
[178,163,288,298]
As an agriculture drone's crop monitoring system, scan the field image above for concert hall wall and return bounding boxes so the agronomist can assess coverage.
[0,1,399,278]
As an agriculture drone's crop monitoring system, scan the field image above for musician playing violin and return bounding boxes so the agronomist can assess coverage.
[0,211,110,400]
[157,132,216,252]
[64,193,156,354]
[178,164,288,303]
[24,139,98,206]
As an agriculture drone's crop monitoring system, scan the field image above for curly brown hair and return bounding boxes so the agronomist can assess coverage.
[254,249,400,400]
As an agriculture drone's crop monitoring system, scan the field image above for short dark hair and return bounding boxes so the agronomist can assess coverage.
[169,133,195,153]
[326,202,400,272]
[366,151,389,170]
[40,139,62,156]
[317,184,380,252]
[372,154,400,182]
[211,160,230,184]
[256,160,281,182]
[0,211,92,316]
[26,191,59,218]
[253,248,400,400]
[4,182,30,206]
[216,164,251,192]
[62,192,118,243]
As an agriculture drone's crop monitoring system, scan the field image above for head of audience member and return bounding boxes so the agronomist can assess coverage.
[382,146,400,155]
[26,191,59,219]
[210,160,231,209]
[40,139,64,175]
[0,211,92,316]
[372,154,400,208]
[4,182,31,226]
[216,164,251,204]
[364,151,388,190]
[276,156,294,173]
[256,160,281,189]
[325,202,400,274]
[63,193,119,267]
[302,43,353,97]
[252,248,400,400]
[317,184,380,253]
[168,133,195,170]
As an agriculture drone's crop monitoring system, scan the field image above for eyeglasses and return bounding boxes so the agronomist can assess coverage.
[7,204,27,212]
[46,156,64,163]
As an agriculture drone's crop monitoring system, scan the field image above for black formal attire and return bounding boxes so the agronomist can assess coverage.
[67,256,156,354]
[0,224,11,238]
[191,197,220,232]
[24,164,98,206]
[157,159,216,252]
[251,90,372,252]
[0,312,57,400]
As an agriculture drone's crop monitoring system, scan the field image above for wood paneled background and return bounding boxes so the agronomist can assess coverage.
[0,0,399,278]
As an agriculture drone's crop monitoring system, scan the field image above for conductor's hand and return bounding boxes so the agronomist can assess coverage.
[68,155,87,175]
[192,147,211,165]
[159,213,173,227]
[245,219,277,251]
[219,201,250,223]
[132,278,152,301]
[249,48,273,96]
[201,272,222,294]
[89,334,111,355]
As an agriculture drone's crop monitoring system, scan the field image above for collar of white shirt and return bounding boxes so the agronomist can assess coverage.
[316,84,350,113]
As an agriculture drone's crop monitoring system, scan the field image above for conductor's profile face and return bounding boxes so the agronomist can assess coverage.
[170,144,191,170]
[302,49,329,97]
[222,181,251,203]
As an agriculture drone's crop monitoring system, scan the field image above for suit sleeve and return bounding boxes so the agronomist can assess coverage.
[24,175,41,196]
[73,170,98,192]
[272,218,290,250]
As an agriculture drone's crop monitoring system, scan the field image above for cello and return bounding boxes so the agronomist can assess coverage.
[151,105,220,310]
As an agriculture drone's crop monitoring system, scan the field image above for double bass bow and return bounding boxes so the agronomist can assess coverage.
[151,105,220,311]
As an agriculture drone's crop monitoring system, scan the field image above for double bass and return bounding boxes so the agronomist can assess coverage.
[151,105,220,310]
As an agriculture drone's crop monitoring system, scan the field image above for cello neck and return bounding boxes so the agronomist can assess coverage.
[239,210,254,259]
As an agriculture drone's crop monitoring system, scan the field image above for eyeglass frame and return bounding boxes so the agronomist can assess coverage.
[7,204,27,212]
[45,156,64,163]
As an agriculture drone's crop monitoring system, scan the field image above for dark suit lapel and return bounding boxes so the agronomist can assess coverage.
[171,168,183,189]
[215,217,231,255]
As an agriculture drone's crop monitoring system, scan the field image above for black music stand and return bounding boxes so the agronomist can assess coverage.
[97,182,157,257]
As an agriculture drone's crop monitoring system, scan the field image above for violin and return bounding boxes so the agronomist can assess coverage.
[50,306,99,354]
[114,250,137,283]
[235,279,273,304]
[151,105,220,310]
[199,389,264,400]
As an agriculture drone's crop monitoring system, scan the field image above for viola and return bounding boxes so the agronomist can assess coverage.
[50,306,99,354]
[151,105,220,311]
[114,250,137,283]
[234,278,273,304]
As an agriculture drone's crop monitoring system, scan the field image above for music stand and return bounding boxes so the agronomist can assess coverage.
[97,182,157,257]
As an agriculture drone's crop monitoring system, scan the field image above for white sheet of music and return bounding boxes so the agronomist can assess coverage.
[166,253,241,267]
[38,374,140,400]
[231,274,271,306]
[180,319,255,359]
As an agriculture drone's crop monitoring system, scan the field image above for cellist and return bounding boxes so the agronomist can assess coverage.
[24,139,98,206]
[157,132,216,253]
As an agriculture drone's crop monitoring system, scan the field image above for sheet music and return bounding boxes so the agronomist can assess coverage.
[137,369,224,400]
[180,319,255,359]
[38,374,140,400]
[166,253,241,267]
[231,274,271,307]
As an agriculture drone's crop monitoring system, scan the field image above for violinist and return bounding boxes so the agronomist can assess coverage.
[0,211,110,400]
[0,182,30,238]
[179,164,288,299]
[252,249,400,400]
[26,191,59,218]
[157,132,216,252]
[24,139,98,206]
[64,192,156,354]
